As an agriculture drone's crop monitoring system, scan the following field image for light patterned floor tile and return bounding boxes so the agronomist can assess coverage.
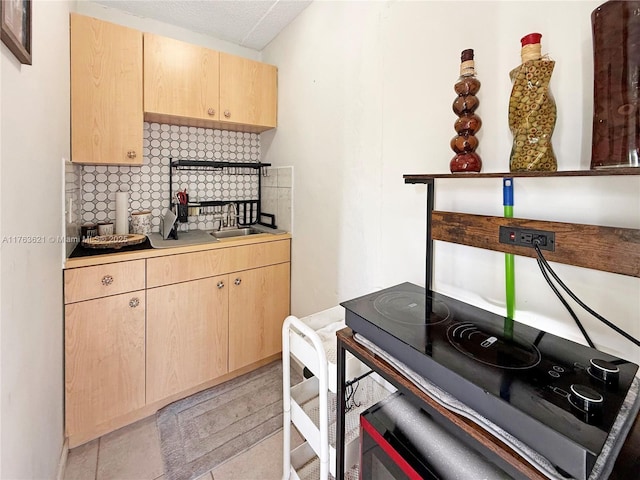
[96,415,164,480]
[195,471,214,480]
[211,428,303,480]
[64,439,99,480]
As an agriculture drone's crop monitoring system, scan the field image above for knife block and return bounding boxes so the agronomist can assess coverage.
[177,204,188,223]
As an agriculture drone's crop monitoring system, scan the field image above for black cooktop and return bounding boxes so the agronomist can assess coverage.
[342,282,638,480]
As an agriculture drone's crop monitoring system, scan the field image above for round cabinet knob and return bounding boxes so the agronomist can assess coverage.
[588,358,620,387]
[569,384,604,424]
[101,275,114,286]
[224,110,231,118]
[127,150,137,159]
[234,278,241,286]
[207,108,216,116]
[217,281,225,289]
[129,297,140,308]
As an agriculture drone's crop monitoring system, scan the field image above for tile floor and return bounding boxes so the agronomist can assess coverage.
[63,415,304,480]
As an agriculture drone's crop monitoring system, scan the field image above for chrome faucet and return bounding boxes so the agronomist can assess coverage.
[227,203,237,228]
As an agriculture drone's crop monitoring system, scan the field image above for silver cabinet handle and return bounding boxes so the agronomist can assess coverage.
[217,281,225,289]
[127,150,137,159]
[207,108,216,116]
[224,110,231,118]
[101,275,113,286]
[234,278,241,286]
[129,297,140,308]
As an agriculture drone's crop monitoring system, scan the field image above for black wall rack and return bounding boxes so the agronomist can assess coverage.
[169,158,277,228]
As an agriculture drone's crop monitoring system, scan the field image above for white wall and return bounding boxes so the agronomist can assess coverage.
[0,0,72,477]
[0,14,3,475]
[262,1,640,364]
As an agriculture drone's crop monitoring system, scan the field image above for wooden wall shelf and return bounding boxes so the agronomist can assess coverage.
[404,167,640,183]
[402,169,640,290]
[432,211,640,278]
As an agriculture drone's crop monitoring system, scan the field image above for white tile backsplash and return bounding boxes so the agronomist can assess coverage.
[80,123,261,233]
[276,167,292,188]
[262,169,277,188]
[65,160,82,256]
[276,187,292,233]
[261,166,293,232]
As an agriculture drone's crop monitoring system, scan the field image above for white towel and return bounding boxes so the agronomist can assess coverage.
[354,333,640,480]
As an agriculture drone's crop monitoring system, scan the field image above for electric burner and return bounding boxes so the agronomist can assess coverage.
[341,282,639,480]
[373,291,450,325]
[447,322,541,370]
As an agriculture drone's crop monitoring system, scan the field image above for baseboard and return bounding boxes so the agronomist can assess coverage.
[56,437,69,480]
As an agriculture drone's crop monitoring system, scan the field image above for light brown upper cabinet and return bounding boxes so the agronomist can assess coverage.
[144,34,220,124]
[219,53,278,130]
[70,14,143,165]
[143,34,277,132]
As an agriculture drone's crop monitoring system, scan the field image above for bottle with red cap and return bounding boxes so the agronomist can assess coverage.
[508,33,557,172]
[450,48,482,173]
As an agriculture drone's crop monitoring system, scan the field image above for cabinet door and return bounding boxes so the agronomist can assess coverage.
[146,276,228,403]
[228,263,290,371]
[70,14,143,165]
[144,33,220,122]
[219,53,277,128]
[65,291,145,436]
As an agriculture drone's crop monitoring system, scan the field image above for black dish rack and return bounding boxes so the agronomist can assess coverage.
[169,158,276,228]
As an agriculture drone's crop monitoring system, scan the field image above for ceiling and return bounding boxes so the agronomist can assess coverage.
[92,0,312,50]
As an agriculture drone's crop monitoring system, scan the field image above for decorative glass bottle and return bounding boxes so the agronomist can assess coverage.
[450,49,482,173]
[591,0,640,169]
[508,33,557,172]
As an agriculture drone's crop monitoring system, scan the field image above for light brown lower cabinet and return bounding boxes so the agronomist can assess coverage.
[65,291,146,437]
[64,238,291,446]
[229,263,291,371]
[146,275,229,403]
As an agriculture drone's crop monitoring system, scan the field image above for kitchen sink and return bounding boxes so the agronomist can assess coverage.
[209,227,263,239]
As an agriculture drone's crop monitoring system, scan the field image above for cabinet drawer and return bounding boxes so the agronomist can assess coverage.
[64,260,146,304]
[147,239,290,288]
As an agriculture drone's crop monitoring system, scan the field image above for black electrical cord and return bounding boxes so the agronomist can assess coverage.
[535,256,595,348]
[533,243,640,348]
[344,380,361,412]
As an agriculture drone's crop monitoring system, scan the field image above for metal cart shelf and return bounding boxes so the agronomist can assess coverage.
[282,307,388,480]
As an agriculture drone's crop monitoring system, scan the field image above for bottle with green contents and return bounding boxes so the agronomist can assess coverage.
[508,33,557,172]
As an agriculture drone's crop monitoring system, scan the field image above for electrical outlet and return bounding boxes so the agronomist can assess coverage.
[499,226,555,251]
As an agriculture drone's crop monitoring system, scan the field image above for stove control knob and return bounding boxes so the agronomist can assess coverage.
[569,384,604,424]
[588,358,620,387]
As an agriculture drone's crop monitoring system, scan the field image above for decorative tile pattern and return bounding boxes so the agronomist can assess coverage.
[80,123,261,232]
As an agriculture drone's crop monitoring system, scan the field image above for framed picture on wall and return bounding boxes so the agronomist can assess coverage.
[1,0,31,65]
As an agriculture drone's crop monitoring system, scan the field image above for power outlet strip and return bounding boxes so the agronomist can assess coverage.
[499,226,555,251]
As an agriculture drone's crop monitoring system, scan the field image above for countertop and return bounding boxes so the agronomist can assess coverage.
[65,230,291,269]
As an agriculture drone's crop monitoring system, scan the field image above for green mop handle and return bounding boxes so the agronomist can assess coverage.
[504,178,515,337]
